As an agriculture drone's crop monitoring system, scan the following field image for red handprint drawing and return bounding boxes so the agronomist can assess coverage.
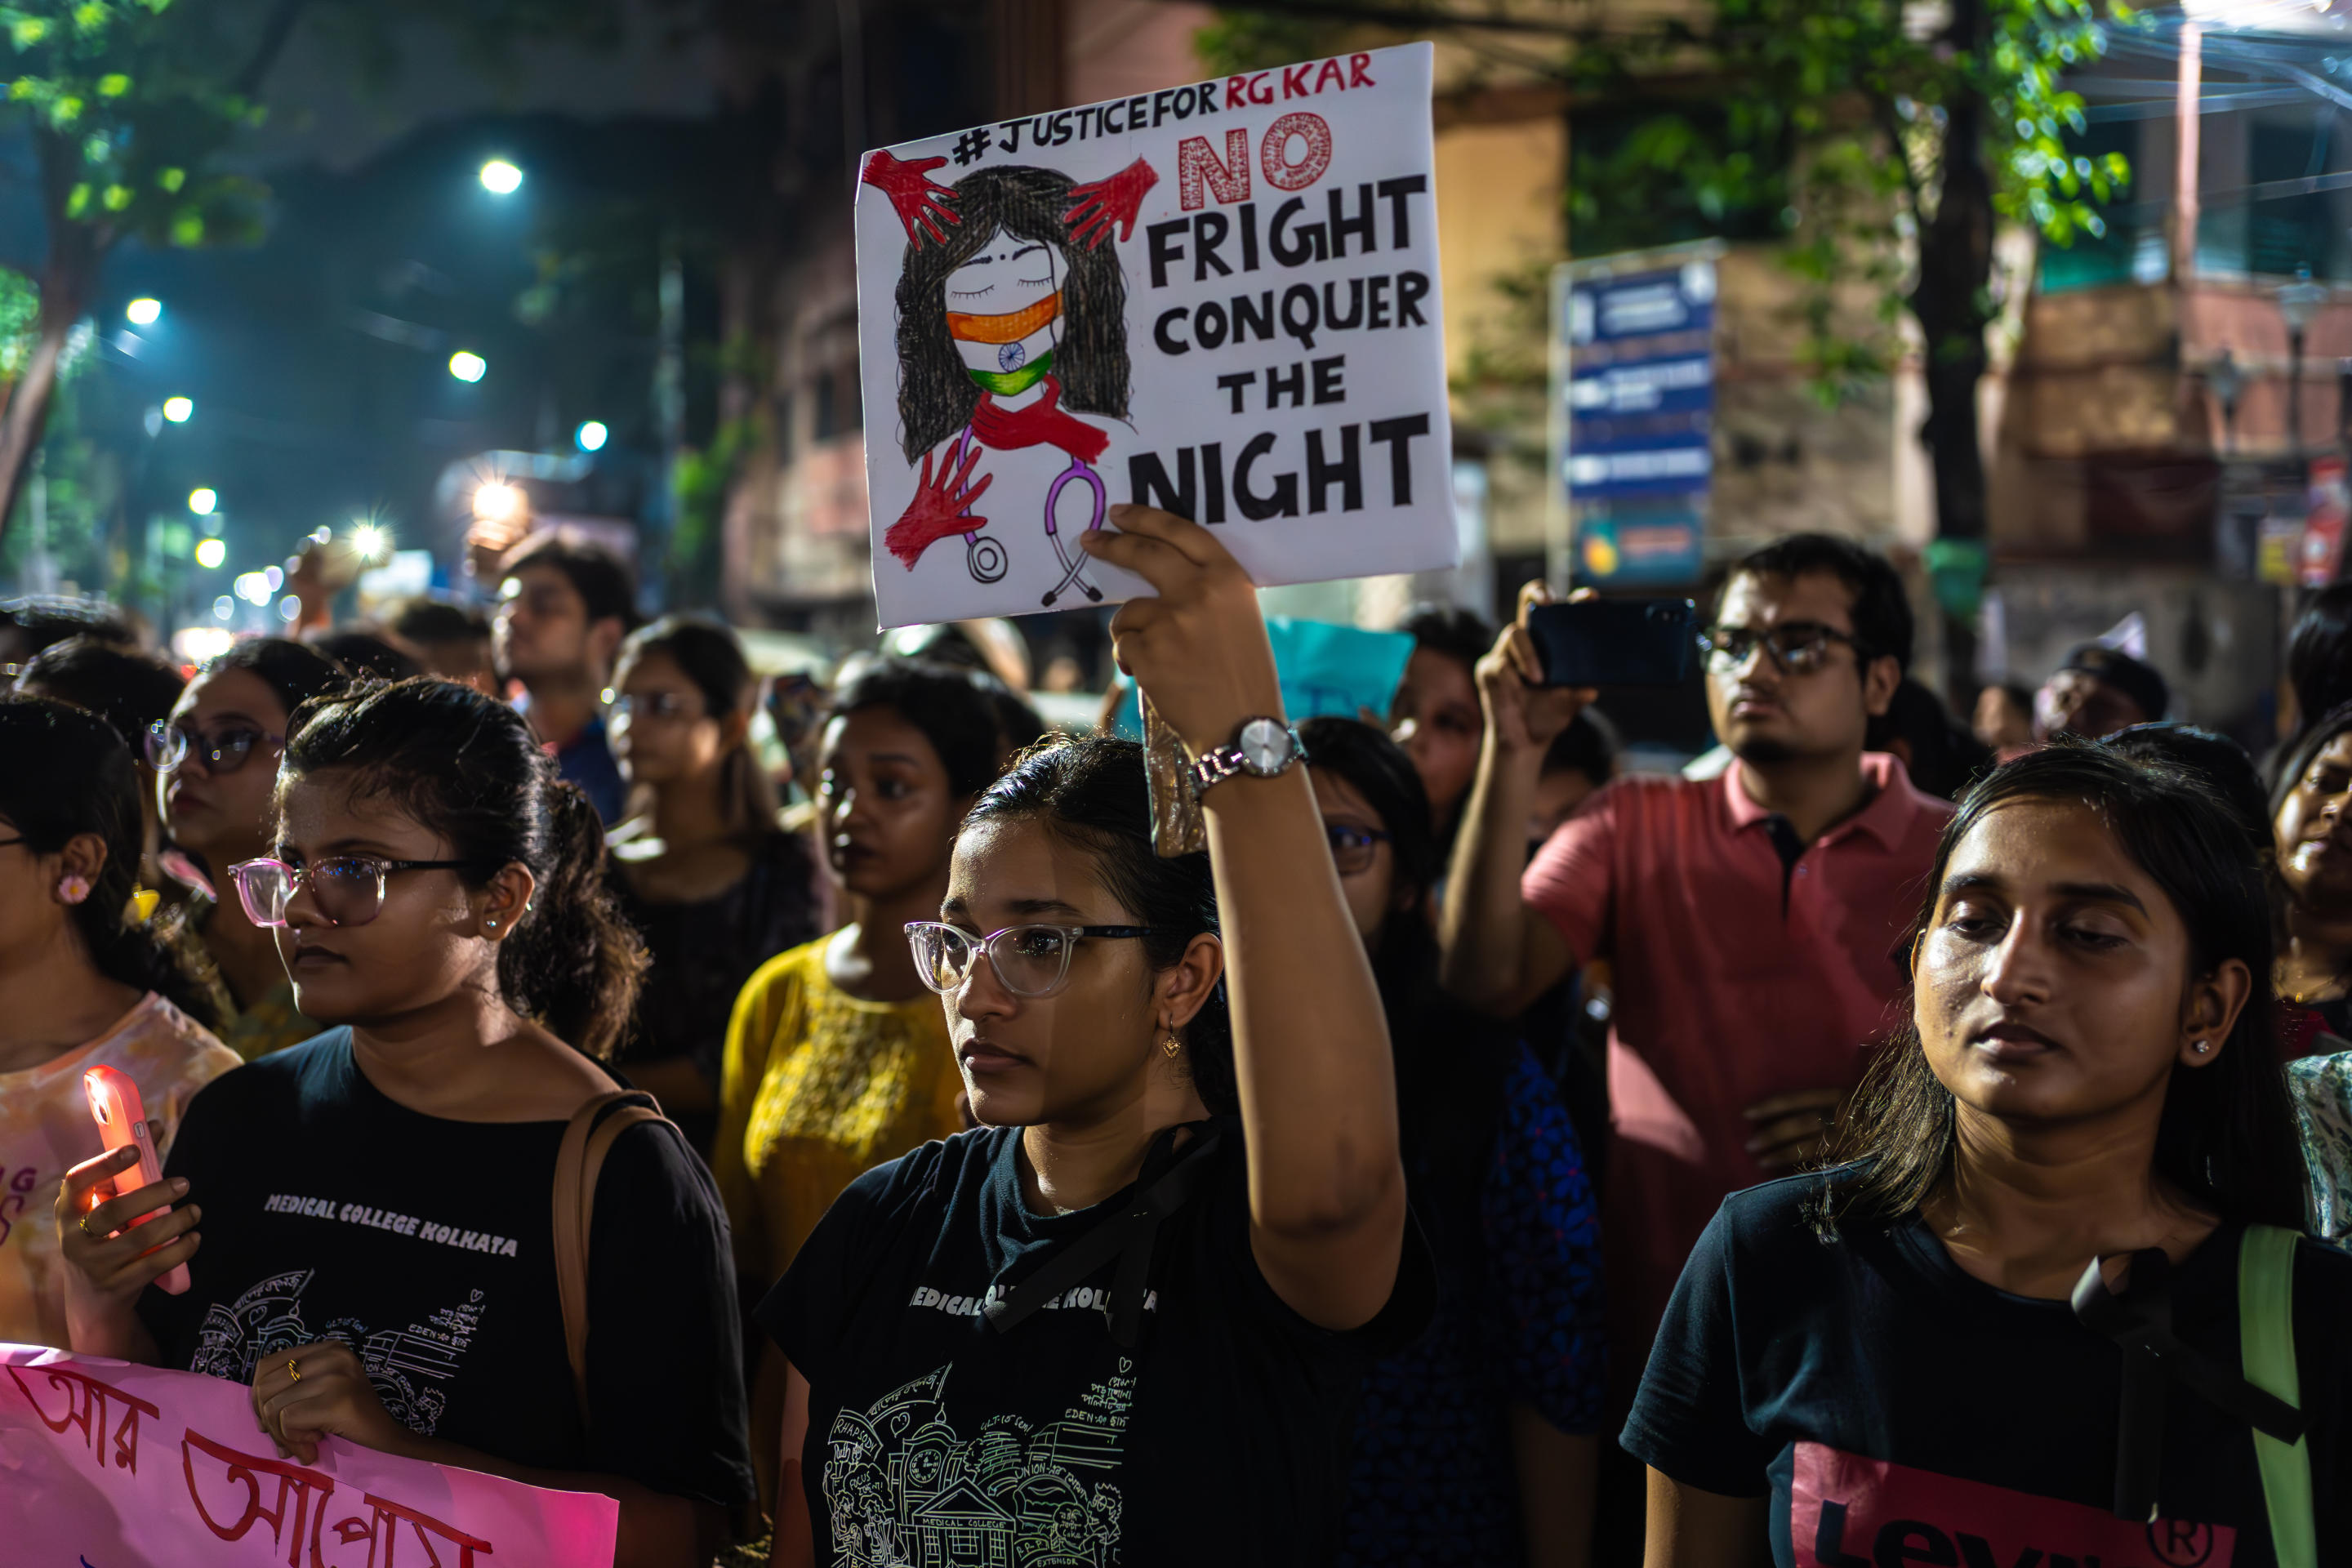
[862,149,961,247]
[1063,158,1160,250]
[886,444,995,568]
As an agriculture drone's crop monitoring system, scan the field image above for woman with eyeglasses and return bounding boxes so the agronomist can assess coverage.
[56,677,755,1568]
[2,697,234,1351]
[149,638,345,1060]
[756,507,1424,1568]
[1297,715,1606,1568]
[606,617,820,1156]
[1628,746,2351,1560]
[713,657,1000,1497]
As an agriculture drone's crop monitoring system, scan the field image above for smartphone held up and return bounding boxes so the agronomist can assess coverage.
[81,1065,191,1294]
[1525,598,1699,688]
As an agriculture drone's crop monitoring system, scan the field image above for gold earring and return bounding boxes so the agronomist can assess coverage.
[1162,1028,1182,1058]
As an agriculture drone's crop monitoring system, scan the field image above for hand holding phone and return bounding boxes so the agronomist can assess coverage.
[79,1067,191,1294]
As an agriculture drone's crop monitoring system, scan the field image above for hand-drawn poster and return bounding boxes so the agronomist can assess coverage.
[0,1342,618,1566]
[855,42,1457,628]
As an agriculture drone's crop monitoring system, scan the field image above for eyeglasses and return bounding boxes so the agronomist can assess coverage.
[146,722,284,775]
[611,691,699,723]
[1325,823,1391,876]
[904,921,1164,1000]
[226,855,480,929]
[1699,621,1866,677]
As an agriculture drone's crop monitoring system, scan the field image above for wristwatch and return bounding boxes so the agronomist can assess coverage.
[1188,715,1307,795]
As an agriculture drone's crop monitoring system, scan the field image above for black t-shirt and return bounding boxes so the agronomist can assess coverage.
[138,1029,755,1508]
[1624,1170,2352,1565]
[758,1120,1432,1567]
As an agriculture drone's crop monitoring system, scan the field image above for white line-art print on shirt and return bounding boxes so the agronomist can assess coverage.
[821,1360,1134,1566]
[185,1268,487,1437]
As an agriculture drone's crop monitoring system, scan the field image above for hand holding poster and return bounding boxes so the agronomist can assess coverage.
[856,42,1457,627]
[0,1343,618,1566]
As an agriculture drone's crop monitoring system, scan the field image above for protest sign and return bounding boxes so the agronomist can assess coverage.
[0,1343,617,1566]
[855,42,1457,628]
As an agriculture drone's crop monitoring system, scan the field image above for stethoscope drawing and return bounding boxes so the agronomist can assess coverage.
[943,423,1105,608]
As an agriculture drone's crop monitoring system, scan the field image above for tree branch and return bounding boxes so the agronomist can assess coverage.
[229,0,317,98]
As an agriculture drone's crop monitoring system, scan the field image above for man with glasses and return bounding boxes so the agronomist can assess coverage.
[492,536,639,823]
[1439,533,1949,1401]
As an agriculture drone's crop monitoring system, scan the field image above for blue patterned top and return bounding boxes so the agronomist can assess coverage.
[1342,1043,1608,1566]
[2289,1051,2352,1245]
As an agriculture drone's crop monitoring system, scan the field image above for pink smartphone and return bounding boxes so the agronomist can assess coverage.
[82,1066,191,1294]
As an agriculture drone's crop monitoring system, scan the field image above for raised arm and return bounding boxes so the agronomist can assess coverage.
[1439,581,1591,1016]
[1081,506,1406,1331]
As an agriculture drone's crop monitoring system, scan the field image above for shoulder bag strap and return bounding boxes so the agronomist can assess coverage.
[982,1125,1223,1348]
[553,1089,669,1428]
[2240,1223,2316,1568]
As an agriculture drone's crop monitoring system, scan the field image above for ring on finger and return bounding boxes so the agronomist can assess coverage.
[77,1209,104,1239]
[287,1358,301,1383]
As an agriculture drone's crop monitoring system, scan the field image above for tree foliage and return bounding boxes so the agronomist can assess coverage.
[2,0,270,263]
[1569,0,2132,394]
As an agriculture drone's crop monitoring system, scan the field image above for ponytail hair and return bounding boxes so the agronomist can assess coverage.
[617,615,778,842]
[281,678,648,1058]
[0,697,219,1028]
[964,735,1235,1114]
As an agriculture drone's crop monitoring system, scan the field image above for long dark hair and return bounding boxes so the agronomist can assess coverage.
[1815,743,2305,1236]
[895,164,1130,460]
[618,616,778,842]
[0,697,217,1028]
[964,736,1234,1114]
[1298,717,1512,1208]
[280,678,648,1060]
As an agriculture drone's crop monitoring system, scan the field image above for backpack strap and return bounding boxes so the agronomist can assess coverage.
[553,1089,668,1427]
[2240,1223,2316,1568]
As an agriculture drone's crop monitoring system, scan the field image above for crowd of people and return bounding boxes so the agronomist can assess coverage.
[5,510,2352,1563]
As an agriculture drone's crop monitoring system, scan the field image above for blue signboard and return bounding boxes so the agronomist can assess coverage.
[1562,256,1717,582]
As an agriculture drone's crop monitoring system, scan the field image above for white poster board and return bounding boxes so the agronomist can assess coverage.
[855,42,1456,628]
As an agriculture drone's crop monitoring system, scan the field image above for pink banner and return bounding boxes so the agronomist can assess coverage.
[0,1343,619,1566]
[1791,1441,2234,1568]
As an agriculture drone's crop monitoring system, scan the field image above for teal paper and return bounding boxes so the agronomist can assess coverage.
[1108,617,1416,740]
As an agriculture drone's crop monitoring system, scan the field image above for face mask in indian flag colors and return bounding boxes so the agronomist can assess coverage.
[949,291,1062,396]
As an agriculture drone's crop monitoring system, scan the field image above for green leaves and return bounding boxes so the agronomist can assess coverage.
[2,0,270,252]
[1570,0,2134,402]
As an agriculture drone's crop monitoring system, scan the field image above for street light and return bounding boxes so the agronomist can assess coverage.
[2279,265,2329,459]
[448,351,488,383]
[125,298,161,326]
[575,421,608,453]
[162,396,193,424]
[194,537,226,569]
[188,488,217,516]
[479,160,523,195]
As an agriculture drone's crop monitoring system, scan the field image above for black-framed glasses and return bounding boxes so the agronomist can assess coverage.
[1699,621,1866,677]
[1325,823,1391,875]
[226,855,481,929]
[905,921,1165,1000]
[146,721,284,775]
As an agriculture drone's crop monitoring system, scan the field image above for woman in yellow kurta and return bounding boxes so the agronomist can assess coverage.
[715,659,1009,1294]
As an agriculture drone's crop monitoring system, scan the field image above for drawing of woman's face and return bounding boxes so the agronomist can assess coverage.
[945,225,1065,390]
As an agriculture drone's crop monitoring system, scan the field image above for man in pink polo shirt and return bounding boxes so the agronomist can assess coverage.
[1441,533,1953,1383]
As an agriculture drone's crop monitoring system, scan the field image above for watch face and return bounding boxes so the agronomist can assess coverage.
[1236,717,1291,774]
